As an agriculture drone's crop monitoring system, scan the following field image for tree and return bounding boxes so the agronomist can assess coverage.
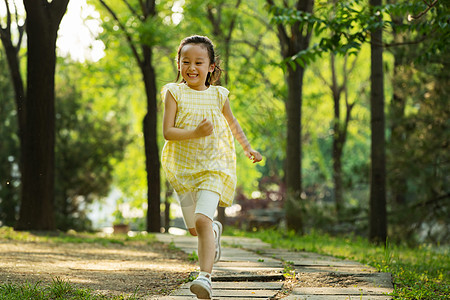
[1,0,70,230]
[267,0,314,233]
[0,1,25,227]
[313,51,357,218]
[97,0,161,232]
[368,0,386,244]
[0,49,19,227]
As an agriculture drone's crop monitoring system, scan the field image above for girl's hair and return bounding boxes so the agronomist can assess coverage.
[175,35,222,86]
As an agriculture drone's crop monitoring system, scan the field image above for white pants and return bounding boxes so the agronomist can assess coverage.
[177,190,220,229]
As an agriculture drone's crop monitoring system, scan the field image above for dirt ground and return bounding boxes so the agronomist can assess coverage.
[0,236,196,298]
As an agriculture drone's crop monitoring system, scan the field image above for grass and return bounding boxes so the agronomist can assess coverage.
[0,226,157,245]
[225,227,449,300]
[0,277,139,300]
[0,227,156,300]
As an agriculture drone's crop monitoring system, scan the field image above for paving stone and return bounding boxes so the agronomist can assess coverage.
[291,286,393,296]
[367,272,392,288]
[217,255,280,264]
[171,287,279,297]
[210,281,284,289]
[215,260,282,268]
[296,265,376,274]
[213,273,284,282]
[221,236,272,249]
[174,281,283,291]
[220,250,278,263]
[213,265,284,274]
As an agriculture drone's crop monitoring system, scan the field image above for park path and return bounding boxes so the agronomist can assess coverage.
[155,233,393,300]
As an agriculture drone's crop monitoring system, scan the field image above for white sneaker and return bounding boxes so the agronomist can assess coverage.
[190,276,212,299]
[213,221,222,263]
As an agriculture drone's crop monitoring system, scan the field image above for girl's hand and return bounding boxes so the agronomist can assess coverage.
[195,118,214,137]
[245,149,263,163]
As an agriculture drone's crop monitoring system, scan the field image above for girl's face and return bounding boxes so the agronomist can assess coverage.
[178,43,214,91]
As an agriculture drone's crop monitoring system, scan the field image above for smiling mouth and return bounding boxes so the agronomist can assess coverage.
[187,73,198,78]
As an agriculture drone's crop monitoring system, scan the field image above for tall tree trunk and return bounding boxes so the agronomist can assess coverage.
[0,170,17,226]
[332,123,344,215]
[98,0,161,232]
[330,54,344,217]
[285,63,305,232]
[142,44,161,232]
[0,7,24,227]
[16,0,69,230]
[369,0,387,244]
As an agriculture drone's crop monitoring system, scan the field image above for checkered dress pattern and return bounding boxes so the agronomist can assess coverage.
[161,83,237,207]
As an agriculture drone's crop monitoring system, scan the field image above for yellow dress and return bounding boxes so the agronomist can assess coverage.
[161,83,237,207]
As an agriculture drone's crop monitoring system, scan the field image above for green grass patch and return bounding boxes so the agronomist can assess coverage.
[0,226,156,246]
[0,277,139,300]
[225,227,449,300]
[188,250,199,262]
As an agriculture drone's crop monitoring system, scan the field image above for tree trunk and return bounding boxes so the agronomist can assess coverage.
[330,54,344,216]
[285,63,305,233]
[16,0,69,230]
[142,44,161,233]
[97,0,161,233]
[0,174,17,227]
[332,130,344,214]
[369,0,387,244]
[0,0,26,227]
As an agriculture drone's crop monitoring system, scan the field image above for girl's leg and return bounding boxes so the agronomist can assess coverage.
[194,190,220,274]
[189,190,220,299]
[195,213,215,273]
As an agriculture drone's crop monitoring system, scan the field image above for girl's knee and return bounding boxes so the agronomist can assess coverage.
[188,228,198,236]
[194,214,212,232]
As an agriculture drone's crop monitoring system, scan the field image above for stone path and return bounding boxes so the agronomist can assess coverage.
[155,234,393,300]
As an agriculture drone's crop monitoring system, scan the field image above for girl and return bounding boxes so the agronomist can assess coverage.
[161,35,262,299]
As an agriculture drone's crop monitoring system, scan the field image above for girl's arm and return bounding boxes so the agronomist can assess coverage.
[163,91,213,140]
[222,98,262,163]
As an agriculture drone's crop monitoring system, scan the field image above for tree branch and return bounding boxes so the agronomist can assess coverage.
[122,0,139,19]
[312,66,333,91]
[226,0,242,42]
[98,0,142,66]
[206,3,223,37]
[266,0,290,56]
[409,0,439,20]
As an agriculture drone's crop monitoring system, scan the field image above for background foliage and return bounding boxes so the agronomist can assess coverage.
[0,0,448,245]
